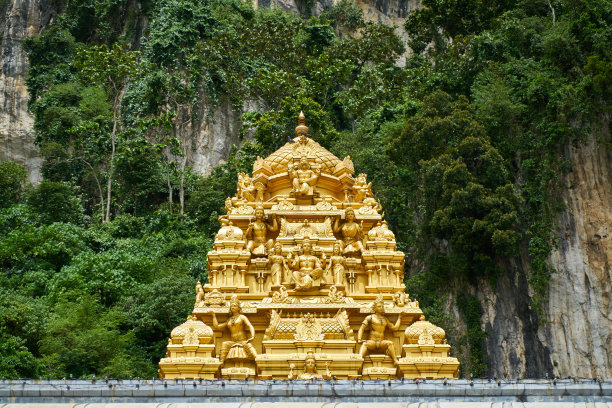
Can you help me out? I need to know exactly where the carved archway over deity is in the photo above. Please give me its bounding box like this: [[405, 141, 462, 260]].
[[159, 113, 459, 380]]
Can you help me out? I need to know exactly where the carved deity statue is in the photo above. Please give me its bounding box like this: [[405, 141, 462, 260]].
[[288, 350, 331, 380], [325, 240, 347, 286], [289, 238, 325, 291], [195, 281, 205, 307], [333, 208, 364, 256], [357, 295, 404, 365], [209, 295, 257, 364], [225, 197, 234, 213], [352, 173, 373, 202], [289, 156, 320, 197], [268, 241, 289, 286], [237, 172, 257, 202], [246, 204, 278, 257]]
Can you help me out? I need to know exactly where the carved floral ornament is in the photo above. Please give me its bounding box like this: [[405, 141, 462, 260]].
[[160, 113, 459, 380]]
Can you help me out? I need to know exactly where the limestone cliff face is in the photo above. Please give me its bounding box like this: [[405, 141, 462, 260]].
[[461, 128, 612, 379], [261, 0, 419, 26], [544, 126, 612, 378], [0, 0, 54, 182]]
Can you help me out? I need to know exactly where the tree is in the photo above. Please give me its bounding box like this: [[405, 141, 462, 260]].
[[39, 298, 151, 378], [388, 92, 521, 278], [0, 162, 28, 209], [75, 43, 140, 222], [26, 181, 85, 225]]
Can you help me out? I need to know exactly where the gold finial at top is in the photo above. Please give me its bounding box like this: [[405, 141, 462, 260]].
[[295, 111, 309, 138]]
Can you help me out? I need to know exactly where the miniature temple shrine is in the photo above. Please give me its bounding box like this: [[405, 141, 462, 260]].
[[158, 113, 460, 380]]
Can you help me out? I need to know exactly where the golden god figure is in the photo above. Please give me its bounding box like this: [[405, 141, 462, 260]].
[[245, 204, 278, 257], [333, 207, 365, 256], [210, 295, 257, 364], [289, 157, 320, 197], [357, 296, 404, 365], [288, 350, 331, 380], [289, 238, 324, 291]]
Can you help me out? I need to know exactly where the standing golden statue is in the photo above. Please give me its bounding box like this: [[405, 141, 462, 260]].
[[325, 240, 347, 286], [357, 296, 404, 365], [246, 204, 278, 257], [209, 295, 257, 364], [333, 207, 364, 256], [268, 241, 288, 287]]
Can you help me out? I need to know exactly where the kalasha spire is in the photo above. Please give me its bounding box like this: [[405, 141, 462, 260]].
[[295, 111, 309, 139]]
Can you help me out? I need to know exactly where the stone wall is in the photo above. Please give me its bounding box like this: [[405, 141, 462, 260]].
[[0, 379, 610, 406]]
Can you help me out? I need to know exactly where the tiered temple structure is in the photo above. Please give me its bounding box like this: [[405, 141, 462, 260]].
[[158, 113, 460, 380]]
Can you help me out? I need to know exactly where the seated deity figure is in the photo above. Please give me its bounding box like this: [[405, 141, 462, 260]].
[[268, 241, 288, 286], [289, 157, 320, 197], [357, 295, 404, 366], [246, 204, 278, 257], [333, 208, 364, 256], [288, 238, 325, 291], [325, 240, 347, 286], [209, 295, 257, 364], [288, 350, 331, 380], [352, 173, 373, 202]]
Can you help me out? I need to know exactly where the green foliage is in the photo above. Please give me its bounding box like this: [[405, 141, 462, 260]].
[[0, 335, 43, 378], [120, 273, 195, 365], [39, 298, 150, 378], [27, 181, 85, 225], [321, 0, 365, 32], [387, 92, 521, 278], [75, 43, 141, 100], [0, 289, 48, 378], [0, 162, 28, 209], [457, 294, 487, 377], [22, 27, 77, 103]]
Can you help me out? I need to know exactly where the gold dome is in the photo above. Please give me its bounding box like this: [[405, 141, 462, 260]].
[[261, 115, 341, 176], [404, 315, 446, 344], [170, 315, 214, 344], [264, 140, 342, 175]]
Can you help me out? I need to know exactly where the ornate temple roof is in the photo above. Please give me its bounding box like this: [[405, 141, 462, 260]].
[[260, 112, 345, 176], [264, 138, 342, 175]]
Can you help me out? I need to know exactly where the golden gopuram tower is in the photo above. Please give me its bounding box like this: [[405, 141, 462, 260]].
[[158, 113, 460, 380]]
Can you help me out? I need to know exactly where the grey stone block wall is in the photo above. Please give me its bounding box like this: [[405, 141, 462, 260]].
[[0, 378, 610, 407]]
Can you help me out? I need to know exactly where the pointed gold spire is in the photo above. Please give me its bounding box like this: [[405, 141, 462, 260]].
[[295, 111, 309, 138]]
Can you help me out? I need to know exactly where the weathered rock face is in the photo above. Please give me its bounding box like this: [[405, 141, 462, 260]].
[[189, 101, 258, 175], [544, 126, 612, 378], [261, 0, 419, 25], [477, 266, 554, 379], [0, 0, 55, 183], [464, 127, 612, 379]]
